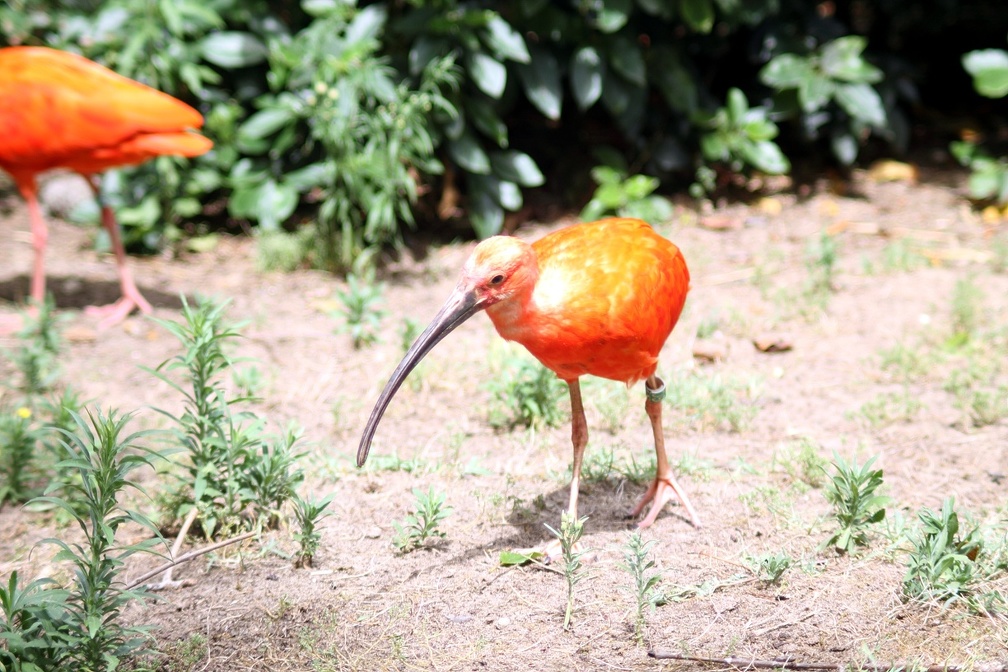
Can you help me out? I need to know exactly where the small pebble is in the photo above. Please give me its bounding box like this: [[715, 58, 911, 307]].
[[495, 616, 511, 629]]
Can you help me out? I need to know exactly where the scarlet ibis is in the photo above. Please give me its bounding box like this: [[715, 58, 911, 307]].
[[358, 217, 701, 531], [0, 46, 212, 327]]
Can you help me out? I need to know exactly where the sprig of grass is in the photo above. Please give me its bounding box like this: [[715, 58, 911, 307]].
[[746, 552, 792, 585], [393, 487, 452, 553], [292, 493, 334, 568], [544, 513, 588, 631], [335, 274, 385, 349], [621, 531, 662, 645], [822, 453, 889, 553], [7, 295, 62, 397], [487, 355, 568, 430]]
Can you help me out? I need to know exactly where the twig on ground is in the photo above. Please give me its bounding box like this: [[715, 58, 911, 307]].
[[127, 530, 258, 590], [647, 651, 1008, 672]]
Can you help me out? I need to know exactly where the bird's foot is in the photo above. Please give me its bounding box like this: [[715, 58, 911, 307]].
[[631, 474, 702, 529], [85, 291, 152, 329]]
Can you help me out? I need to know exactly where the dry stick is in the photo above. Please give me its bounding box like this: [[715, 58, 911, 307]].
[[126, 530, 257, 591], [154, 506, 200, 589], [647, 651, 1008, 672]]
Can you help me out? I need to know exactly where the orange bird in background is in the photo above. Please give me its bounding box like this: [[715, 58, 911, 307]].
[[359, 217, 701, 532], [0, 46, 212, 327]]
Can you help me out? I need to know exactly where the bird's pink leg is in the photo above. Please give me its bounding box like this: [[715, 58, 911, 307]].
[[631, 375, 702, 528], [24, 185, 48, 305], [82, 176, 153, 327], [566, 378, 589, 519]]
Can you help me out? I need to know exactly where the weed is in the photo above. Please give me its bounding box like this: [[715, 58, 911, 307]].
[[241, 425, 306, 528], [0, 571, 69, 670], [774, 437, 828, 488], [399, 318, 426, 391], [232, 365, 264, 399], [857, 389, 922, 426], [665, 371, 759, 432], [621, 531, 662, 645], [902, 498, 1002, 613], [487, 355, 567, 430], [335, 274, 385, 349], [878, 342, 932, 383], [34, 408, 165, 670], [804, 231, 839, 299], [255, 229, 311, 272], [579, 445, 617, 483], [822, 453, 889, 553], [948, 276, 984, 347], [292, 493, 334, 568], [393, 487, 452, 553], [881, 239, 928, 273], [580, 164, 674, 225], [618, 452, 657, 486], [583, 378, 630, 433], [746, 552, 792, 585], [545, 513, 588, 630], [7, 295, 62, 396], [962, 386, 1008, 427], [991, 234, 1008, 274], [0, 406, 40, 505]]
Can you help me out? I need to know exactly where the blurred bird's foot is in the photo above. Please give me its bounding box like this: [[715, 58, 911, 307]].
[[85, 291, 152, 329], [631, 474, 701, 529]]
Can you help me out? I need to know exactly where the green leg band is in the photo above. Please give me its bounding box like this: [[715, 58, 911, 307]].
[[646, 380, 666, 403]]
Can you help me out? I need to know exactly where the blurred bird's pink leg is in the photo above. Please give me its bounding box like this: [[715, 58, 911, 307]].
[[25, 189, 48, 305], [566, 378, 588, 519], [82, 176, 153, 327], [631, 375, 702, 528]]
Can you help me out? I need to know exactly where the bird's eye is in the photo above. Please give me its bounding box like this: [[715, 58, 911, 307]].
[[489, 274, 505, 285]]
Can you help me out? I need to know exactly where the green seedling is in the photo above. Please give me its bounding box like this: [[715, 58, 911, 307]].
[[947, 276, 984, 348], [393, 487, 452, 553], [822, 453, 889, 553], [544, 513, 588, 631], [336, 273, 385, 349], [487, 355, 567, 430], [746, 552, 792, 585], [7, 295, 62, 396], [0, 407, 40, 505], [621, 531, 663, 645], [292, 493, 334, 568], [804, 231, 839, 300]]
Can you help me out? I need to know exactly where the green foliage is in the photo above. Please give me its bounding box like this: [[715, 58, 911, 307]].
[[621, 531, 662, 646], [0, 407, 41, 505], [692, 88, 789, 196], [0, 571, 69, 672], [292, 493, 333, 568], [544, 513, 587, 631], [34, 408, 164, 670], [6, 296, 62, 397], [664, 370, 759, 432], [149, 296, 303, 538], [335, 274, 386, 349], [902, 498, 1003, 613], [487, 353, 567, 430], [822, 453, 889, 553], [948, 276, 984, 347], [392, 487, 452, 553], [746, 552, 792, 585], [804, 231, 840, 298], [580, 164, 673, 225]]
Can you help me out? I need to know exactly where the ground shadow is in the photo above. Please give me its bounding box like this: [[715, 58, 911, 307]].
[[0, 273, 185, 312]]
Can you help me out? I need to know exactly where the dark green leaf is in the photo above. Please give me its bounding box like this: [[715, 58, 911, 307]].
[[409, 36, 447, 76], [200, 32, 268, 69], [499, 550, 541, 566], [301, 0, 339, 17], [448, 133, 491, 174], [821, 36, 882, 83], [830, 131, 859, 165], [797, 73, 834, 112], [835, 82, 886, 127], [593, 0, 631, 33], [517, 48, 562, 120], [346, 4, 387, 44], [760, 53, 812, 88], [483, 14, 530, 63], [466, 97, 509, 147], [469, 184, 504, 238], [680, 0, 715, 33], [962, 49, 1008, 98], [467, 51, 507, 98], [492, 150, 545, 186], [741, 140, 790, 174], [608, 37, 646, 86], [571, 47, 604, 110]]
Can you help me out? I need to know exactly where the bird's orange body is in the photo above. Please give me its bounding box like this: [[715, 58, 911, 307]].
[[359, 217, 701, 538], [0, 46, 210, 182], [486, 218, 689, 383], [0, 46, 212, 328]]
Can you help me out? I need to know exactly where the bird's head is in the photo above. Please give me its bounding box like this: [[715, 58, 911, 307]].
[[357, 235, 537, 467]]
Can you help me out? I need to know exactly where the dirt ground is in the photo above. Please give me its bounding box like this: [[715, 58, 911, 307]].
[[0, 165, 1006, 672]]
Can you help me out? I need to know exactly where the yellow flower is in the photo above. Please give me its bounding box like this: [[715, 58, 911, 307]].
[[16, 407, 31, 420]]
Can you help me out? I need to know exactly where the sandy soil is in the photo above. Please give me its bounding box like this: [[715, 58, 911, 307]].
[[0, 166, 1006, 671]]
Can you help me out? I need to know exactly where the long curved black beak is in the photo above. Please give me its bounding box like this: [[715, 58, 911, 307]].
[[357, 285, 481, 467]]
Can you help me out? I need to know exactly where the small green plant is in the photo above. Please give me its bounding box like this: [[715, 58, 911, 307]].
[[392, 487, 452, 553], [621, 531, 663, 646], [950, 45, 1008, 206], [692, 87, 789, 197], [664, 371, 759, 432], [7, 296, 62, 396], [487, 355, 568, 430], [544, 513, 587, 631], [35, 408, 165, 670], [232, 365, 264, 399], [578, 445, 616, 483], [947, 276, 984, 347], [335, 274, 385, 349], [0, 571, 69, 670], [774, 437, 828, 488], [991, 234, 1008, 274], [902, 498, 999, 613], [805, 231, 839, 299], [878, 342, 931, 384], [746, 552, 792, 585], [0, 406, 40, 505], [822, 453, 889, 553], [292, 493, 334, 568], [580, 164, 673, 225], [857, 389, 922, 427]]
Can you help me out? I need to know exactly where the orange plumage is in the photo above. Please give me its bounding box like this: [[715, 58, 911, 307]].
[[0, 46, 212, 327], [359, 217, 700, 538]]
